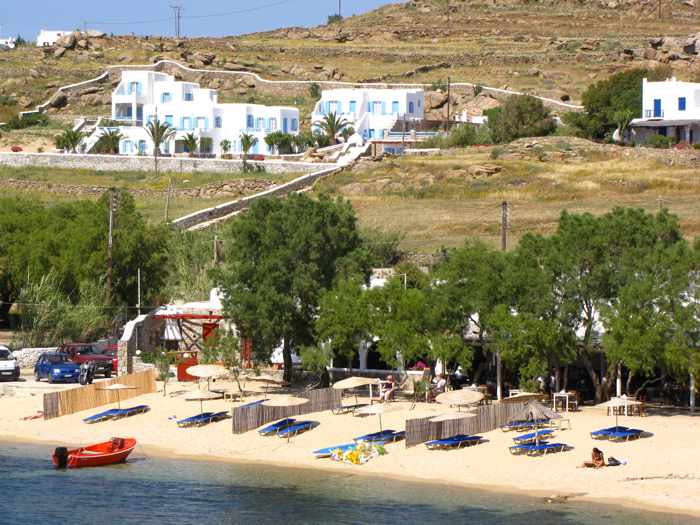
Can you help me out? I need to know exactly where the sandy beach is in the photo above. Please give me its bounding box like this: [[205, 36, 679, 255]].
[[2, 381, 699, 518]]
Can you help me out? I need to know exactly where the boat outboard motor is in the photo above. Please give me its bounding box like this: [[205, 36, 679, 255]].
[[54, 447, 68, 469]]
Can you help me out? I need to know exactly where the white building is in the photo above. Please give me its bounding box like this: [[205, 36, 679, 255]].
[[0, 37, 16, 49], [629, 77, 700, 145], [311, 88, 424, 141], [92, 71, 300, 156], [36, 30, 70, 47]]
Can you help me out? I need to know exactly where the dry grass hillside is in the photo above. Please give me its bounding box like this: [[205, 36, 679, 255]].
[[314, 138, 700, 251]]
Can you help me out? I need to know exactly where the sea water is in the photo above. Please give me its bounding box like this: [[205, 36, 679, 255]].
[[0, 442, 694, 524]]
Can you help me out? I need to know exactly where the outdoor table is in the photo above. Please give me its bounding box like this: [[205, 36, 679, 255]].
[[552, 392, 577, 412]]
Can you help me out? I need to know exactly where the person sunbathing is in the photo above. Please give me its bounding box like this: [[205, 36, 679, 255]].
[[580, 447, 605, 468]]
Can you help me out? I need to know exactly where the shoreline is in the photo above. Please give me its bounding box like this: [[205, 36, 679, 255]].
[[2, 432, 698, 520]]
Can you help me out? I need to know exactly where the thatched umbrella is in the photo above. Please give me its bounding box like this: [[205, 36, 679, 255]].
[[436, 389, 484, 410], [185, 389, 222, 415], [509, 400, 561, 423], [355, 403, 399, 432], [501, 392, 544, 403], [241, 373, 282, 399], [97, 383, 136, 409], [261, 395, 309, 408], [186, 364, 228, 390], [598, 396, 642, 427], [429, 411, 476, 423], [333, 376, 378, 405]]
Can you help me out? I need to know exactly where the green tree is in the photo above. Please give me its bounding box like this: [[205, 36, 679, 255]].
[[219, 139, 232, 157], [486, 95, 555, 144], [94, 129, 123, 154], [239, 132, 258, 169], [292, 130, 316, 153], [181, 132, 199, 158], [215, 193, 367, 382], [145, 118, 176, 177], [264, 131, 294, 154], [309, 82, 321, 99], [54, 128, 85, 153], [314, 111, 349, 145]]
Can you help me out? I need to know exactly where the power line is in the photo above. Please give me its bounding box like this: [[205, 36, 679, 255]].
[[170, 4, 183, 38], [182, 0, 292, 20]]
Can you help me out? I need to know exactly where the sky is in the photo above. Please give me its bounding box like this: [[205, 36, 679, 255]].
[[0, 0, 399, 40]]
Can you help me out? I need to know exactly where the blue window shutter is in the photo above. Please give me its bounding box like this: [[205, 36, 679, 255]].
[[381, 102, 386, 114], [679, 97, 686, 111], [367, 102, 372, 113], [180, 117, 185, 129], [204, 117, 209, 130], [350, 101, 356, 113], [337, 101, 342, 113], [392, 101, 399, 113]]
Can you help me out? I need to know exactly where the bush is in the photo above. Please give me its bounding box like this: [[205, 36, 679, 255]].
[[644, 134, 676, 149], [414, 124, 481, 149], [327, 14, 343, 24], [0, 95, 16, 106], [3, 112, 49, 130], [431, 79, 447, 92], [490, 146, 505, 159], [309, 82, 321, 99], [487, 95, 556, 144]]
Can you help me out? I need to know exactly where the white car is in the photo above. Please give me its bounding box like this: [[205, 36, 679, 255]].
[[0, 346, 20, 381]]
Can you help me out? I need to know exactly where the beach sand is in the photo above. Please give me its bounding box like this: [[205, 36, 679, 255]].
[[2, 381, 699, 517]]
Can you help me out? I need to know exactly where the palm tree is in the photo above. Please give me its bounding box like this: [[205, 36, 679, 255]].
[[614, 109, 635, 144], [54, 129, 85, 153], [145, 118, 176, 177], [340, 126, 355, 143], [220, 139, 232, 158], [182, 132, 199, 158], [314, 111, 349, 145], [95, 129, 123, 154], [240, 132, 258, 170]]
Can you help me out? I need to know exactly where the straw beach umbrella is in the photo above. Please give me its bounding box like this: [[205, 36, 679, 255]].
[[241, 373, 282, 399], [429, 411, 476, 423], [598, 396, 642, 428], [501, 392, 544, 403], [186, 364, 228, 390], [436, 389, 484, 410], [261, 395, 309, 408], [185, 389, 222, 415], [510, 400, 561, 423], [98, 383, 136, 409], [333, 376, 378, 405]]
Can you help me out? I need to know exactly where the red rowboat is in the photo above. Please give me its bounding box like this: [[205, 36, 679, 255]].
[[52, 437, 136, 469]]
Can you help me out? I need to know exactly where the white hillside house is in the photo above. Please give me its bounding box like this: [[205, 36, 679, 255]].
[[311, 88, 425, 141], [0, 37, 16, 49], [36, 30, 70, 47], [629, 77, 700, 145], [85, 71, 299, 156]]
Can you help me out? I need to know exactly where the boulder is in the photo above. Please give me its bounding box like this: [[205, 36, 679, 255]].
[[427, 91, 448, 109], [56, 33, 76, 49], [53, 47, 67, 58], [193, 52, 215, 66], [76, 39, 89, 49], [86, 29, 106, 38], [50, 93, 68, 108], [468, 164, 502, 177], [644, 48, 657, 60]]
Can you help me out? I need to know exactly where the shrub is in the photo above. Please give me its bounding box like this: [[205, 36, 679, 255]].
[[3, 112, 49, 130], [431, 79, 447, 92], [309, 82, 321, 99], [490, 146, 505, 159], [487, 95, 556, 144], [644, 134, 676, 149], [0, 95, 16, 106], [327, 14, 343, 24]]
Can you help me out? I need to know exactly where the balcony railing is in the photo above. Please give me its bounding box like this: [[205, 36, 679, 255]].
[[644, 110, 664, 118]]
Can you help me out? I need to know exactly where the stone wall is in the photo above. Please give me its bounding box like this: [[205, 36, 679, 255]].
[[0, 152, 333, 174], [172, 165, 341, 229]]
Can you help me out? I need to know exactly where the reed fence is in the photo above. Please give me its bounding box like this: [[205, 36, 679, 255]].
[[405, 402, 525, 447], [231, 387, 342, 434], [42, 369, 157, 420]]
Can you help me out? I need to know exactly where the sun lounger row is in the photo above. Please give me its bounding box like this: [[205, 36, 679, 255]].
[[500, 418, 550, 432], [512, 429, 553, 445], [425, 434, 483, 450], [591, 426, 643, 441], [509, 442, 568, 456], [177, 411, 229, 428], [83, 405, 150, 424]]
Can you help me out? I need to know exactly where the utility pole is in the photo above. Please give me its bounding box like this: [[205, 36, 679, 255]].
[[107, 188, 115, 304], [213, 234, 219, 264], [170, 5, 183, 38], [338, 0, 342, 17], [137, 267, 141, 315], [164, 177, 172, 222], [495, 200, 509, 401], [446, 76, 452, 132]]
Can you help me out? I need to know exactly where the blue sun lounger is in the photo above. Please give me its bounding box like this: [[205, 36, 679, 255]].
[[510, 442, 567, 455], [608, 428, 643, 442], [83, 408, 123, 424], [425, 434, 483, 450], [500, 418, 550, 432], [277, 421, 314, 438], [590, 426, 629, 439], [113, 405, 150, 419], [240, 399, 265, 409], [313, 443, 357, 458], [353, 429, 402, 443], [177, 412, 215, 428], [259, 418, 296, 436], [513, 429, 553, 445]]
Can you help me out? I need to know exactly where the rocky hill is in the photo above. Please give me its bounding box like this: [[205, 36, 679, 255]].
[[1, 0, 700, 140]]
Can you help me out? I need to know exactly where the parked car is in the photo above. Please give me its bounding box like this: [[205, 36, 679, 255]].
[[58, 343, 113, 378], [0, 346, 20, 381], [34, 352, 80, 383]]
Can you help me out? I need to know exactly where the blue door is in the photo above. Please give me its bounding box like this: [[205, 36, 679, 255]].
[[653, 99, 662, 118], [282, 118, 288, 133]]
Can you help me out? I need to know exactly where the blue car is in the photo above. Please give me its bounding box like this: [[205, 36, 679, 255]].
[[34, 352, 80, 383]]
